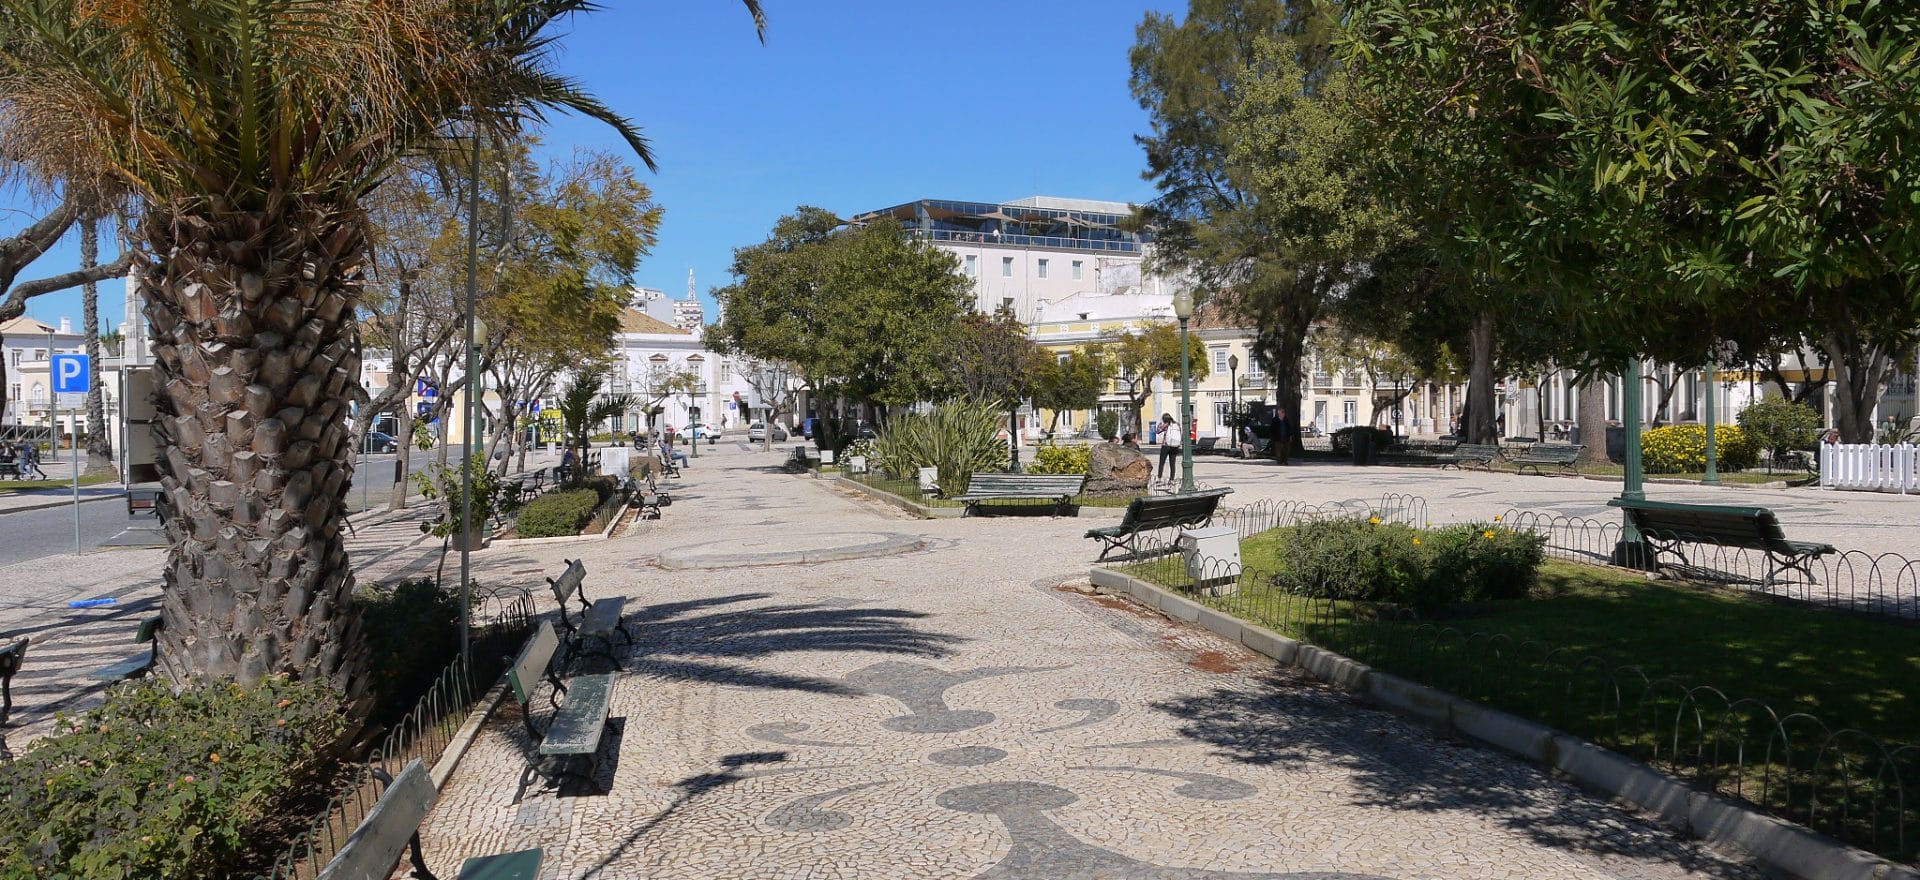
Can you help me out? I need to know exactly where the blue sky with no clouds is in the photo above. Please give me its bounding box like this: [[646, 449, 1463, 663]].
[[9, 1, 1179, 330]]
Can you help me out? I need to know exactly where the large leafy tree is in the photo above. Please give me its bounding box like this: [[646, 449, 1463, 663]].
[[1031, 346, 1106, 435], [1102, 322, 1209, 439], [708, 208, 972, 449], [0, 0, 762, 697]]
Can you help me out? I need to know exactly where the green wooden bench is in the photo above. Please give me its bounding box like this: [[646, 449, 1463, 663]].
[[88, 616, 165, 681], [548, 559, 632, 667], [1441, 443, 1502, 470], [1085, 488, 1234, 562], [508, 621, 619, 801], [950, 473, 1087, 517], [1608, 497, 1837, 586], [317, 757, 542, 880], [0, 638, 26, 727], [1511, 443, 1583, 475]]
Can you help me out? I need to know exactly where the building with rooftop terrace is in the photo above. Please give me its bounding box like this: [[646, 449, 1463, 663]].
[[847, 196, 1170, 323]]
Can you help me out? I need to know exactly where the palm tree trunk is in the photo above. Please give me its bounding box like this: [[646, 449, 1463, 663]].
[[82, 219, 113, 470], [140, 202, 368, 703]]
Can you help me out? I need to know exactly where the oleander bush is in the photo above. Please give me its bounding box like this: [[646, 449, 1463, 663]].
[[0, 675, 345, 880], [1027, 444, 1092, 475], [515, 489, 598, 538], [1641, 424, 1758, 474], [354, 577, 462, 724], [1276, 517, 1545, 614]]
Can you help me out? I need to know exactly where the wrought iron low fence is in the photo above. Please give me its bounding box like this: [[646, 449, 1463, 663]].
[[1101, 518, 1917, 863], [257, 584, 536, 880], [1499, 509, 1920, 620]]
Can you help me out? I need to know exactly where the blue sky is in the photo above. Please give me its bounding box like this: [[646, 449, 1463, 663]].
[[11, 1, 1180, 330]]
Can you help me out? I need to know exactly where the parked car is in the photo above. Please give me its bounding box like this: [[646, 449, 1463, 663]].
[[361, 431, 398, 454], [747, 422, 789, 442]]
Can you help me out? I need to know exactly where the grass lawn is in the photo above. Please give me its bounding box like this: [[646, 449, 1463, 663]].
[[0, 472, 120, 493], [1569, 463, 1814, 484], [846, 472, 1141, 509], [1130, 531, 1918, 749]]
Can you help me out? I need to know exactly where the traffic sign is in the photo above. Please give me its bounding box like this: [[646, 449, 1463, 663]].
[[51, 353, 89, 394]]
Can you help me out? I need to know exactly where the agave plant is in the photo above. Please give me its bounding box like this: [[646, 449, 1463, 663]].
[[873, 397, 1009, 496]]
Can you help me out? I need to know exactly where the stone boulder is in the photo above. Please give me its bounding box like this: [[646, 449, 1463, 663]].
[[1084, 442, 1151, 495]]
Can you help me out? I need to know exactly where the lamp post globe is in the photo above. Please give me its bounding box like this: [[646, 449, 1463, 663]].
[[1172, 289, 1196, 493]]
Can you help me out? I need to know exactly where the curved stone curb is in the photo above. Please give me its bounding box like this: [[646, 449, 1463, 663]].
[[1087, 566, 1920, 880], [658, 532, 928, 570], [832, 475, 1131, 521]]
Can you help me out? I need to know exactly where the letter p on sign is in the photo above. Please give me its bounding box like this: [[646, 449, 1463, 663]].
[[52, 353, 90, 394]]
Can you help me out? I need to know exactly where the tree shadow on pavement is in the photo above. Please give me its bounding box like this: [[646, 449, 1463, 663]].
[[1149, 672, 1759, 876], [577, 750, 793, 879], [626, 593, 966, 696]]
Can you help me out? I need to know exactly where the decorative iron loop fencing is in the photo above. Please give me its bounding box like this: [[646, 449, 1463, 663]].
[[256, 584, 537, 880], [1100, 500, 1915, 863]]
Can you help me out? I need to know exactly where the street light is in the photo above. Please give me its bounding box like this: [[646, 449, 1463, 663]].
[[1173, 288, 1196, 493], [1228, 354, 1239, 451]]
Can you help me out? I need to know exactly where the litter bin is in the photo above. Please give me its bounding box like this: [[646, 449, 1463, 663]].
[[1178, 526, 1242, 596], [1351, 430, 1375, 466]]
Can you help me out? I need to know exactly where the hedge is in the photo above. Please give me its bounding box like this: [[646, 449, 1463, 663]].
[[515, 489, 598, 538]]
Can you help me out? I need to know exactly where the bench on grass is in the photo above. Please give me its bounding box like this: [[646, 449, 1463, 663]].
[[0, 638, 26, 726], [1085, 488, 1234, 562], [950, 473, 1087, 517], [507, 622, 618, 801], [1511, 443, 1583, 475], [1442, 443, 1502, 470], [317, 757, 542, 880], [548, 559, 632, 666], [88, 616, 164, 682], [1608, 498, 1836, 586]]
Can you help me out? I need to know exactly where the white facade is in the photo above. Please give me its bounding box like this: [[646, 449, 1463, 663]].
[[1, 315, 135, 460], [609, 309, 752, 437]]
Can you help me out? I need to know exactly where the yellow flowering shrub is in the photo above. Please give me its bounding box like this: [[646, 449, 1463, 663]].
[[1641, 424, 1758, 474]]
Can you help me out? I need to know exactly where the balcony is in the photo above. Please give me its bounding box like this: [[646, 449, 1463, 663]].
[[909, 228, 1141, 255], [1311, 373, 1332, 388]]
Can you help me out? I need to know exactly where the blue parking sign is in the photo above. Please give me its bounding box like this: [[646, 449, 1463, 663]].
[[51, 354, 90, 393]]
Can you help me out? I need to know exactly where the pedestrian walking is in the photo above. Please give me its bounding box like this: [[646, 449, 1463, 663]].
[[1155, 413, 1180, 484], [19, 442, 45, 479]]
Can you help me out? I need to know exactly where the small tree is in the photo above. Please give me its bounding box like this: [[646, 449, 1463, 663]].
[[1737, 398, 1822, 472], [1104, 322, 1209, 437], [555, 364, 631, 479], [1031, 347, 1106, 435]]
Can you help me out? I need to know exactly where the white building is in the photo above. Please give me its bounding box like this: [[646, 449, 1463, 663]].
[[1, 314, 137, 461], [609, 308, 752, 437]]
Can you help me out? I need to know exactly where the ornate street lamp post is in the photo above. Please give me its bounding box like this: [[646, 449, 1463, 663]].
[[1228, 354, 1240, 451], [1173, 289, 1196, 493]]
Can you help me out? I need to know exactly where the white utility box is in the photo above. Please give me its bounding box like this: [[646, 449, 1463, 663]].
[[917, 467, 939, 495], [847, 455, 868, 474], [1178, 526, 1242, 596], [599, 446, 630, 478]]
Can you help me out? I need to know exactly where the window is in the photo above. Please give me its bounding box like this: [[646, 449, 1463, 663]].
[[719, 360, 731, 383], [1342, 400, 1357, 427], [1245, 356, 1266, 379], [1001, 257, 1014, 277], [1036, 259, 1049, 279], [964, 255, 977, 277], [30, 382, 45, 402], [1072, 260, 1083, 280], [7, 351, 16, 366], [1000, 297, 1015, 312], [33, 349, 46, 362], [1211, 347, 1228, 373], [1214, 401, 1234, 430], [1057, 352, 1070, 365], [8, 384, 17, 403]]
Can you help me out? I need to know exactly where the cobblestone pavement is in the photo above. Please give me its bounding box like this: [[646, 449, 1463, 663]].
[[419, 446, 1762, 879]]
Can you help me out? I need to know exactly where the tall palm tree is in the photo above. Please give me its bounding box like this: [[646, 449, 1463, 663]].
[[0, 0, 763, 699], [80, 215, 113, 469], [555, 363, 632, 478]]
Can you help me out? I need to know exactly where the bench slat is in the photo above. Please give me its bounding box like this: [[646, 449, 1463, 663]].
[[508, 622, 561, 707], [581, 597, 626, 637], [459, 848, 545, 880], [548, 559, 586, 605], [541, 673, 614, 756], [318, 759, 437, 880], [87, 653, 153, 681]]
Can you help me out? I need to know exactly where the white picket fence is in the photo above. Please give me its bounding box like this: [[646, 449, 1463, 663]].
[[1820, 443, 1920, 493]]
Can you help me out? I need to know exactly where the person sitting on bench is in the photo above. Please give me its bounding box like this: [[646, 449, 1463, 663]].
[[658, 435, 688, 471]]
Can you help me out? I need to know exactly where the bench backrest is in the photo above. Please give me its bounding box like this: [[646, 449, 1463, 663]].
[[548, 559, 586, 605], [1522, 444, 1583, 461], [317, 758, 436, 880], [0, 638, 26, 676], [1454, 443, 1501, 458], [136, 615, 163, 644], [964, 473, 1086, 495], [507, 622, 560, 707], [1122, 491, 1227, 530], [1611, 499, 1786, 550]]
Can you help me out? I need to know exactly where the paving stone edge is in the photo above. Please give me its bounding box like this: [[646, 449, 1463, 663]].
[[1085, 566, 1919, 880]]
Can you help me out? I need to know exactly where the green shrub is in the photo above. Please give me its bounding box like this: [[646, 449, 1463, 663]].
[[1276, 517, 1546, 614], [872, 397, 1010, 496], [1027, 444, 1091, 475], [354, 578, 461, 724], [515, 489, 597, 538], [0, 676, 345, 880], [1096, 410, 1120, 440], [1736, 398, 1821, 463], [1329, 426, 1395, 456], [1641, 424, 1758, 474]]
